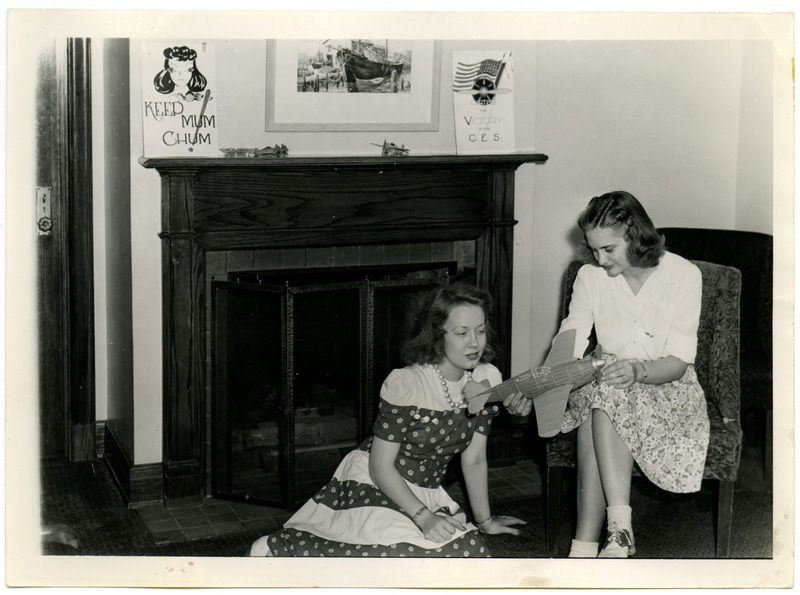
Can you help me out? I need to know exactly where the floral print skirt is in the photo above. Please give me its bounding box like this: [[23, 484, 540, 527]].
[[560, 356, 710, 493]]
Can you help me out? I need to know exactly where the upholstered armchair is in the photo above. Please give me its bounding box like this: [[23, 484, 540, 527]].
[[545, 259, 742, 558], [658, 228, 773, 482]]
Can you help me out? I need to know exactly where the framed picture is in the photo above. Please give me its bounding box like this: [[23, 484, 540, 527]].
[[266, 39, 441, 132]]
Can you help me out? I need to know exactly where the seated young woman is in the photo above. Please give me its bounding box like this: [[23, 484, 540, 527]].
[[555, 191, 709, 558], [248, 283, 530, 557]]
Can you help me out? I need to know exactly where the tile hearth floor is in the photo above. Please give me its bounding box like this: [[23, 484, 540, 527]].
[[134, 459, 542, 545]]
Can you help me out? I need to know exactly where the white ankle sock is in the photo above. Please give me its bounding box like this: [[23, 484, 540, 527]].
[[606, 504, 632, 531], [568, 539, 599, 558]]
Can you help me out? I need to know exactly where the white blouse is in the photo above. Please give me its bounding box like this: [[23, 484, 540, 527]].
[[558, 251, 702, 364]]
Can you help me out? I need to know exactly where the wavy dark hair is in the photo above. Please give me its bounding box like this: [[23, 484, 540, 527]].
[[401, 283, 497, 366], [153, 46, 208, 95], [578, 190, 665, 268]]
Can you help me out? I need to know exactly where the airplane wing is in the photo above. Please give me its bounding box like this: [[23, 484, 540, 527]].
[[542, 328, 577, 368], [533, 385, 572, 438], [463, 379, 494, 414]]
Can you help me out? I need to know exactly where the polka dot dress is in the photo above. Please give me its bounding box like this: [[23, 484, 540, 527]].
[[251, 363, 502, 558]]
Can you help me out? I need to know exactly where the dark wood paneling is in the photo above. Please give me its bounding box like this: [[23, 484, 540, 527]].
[[130, 464, 164, 504], [37, 40, 67, 459], [103, 422, 132, 500], [65, 38, 96, 460], [38, 38, 96, 461], [191, 223, 489, 251], [191, 168, 488, 232], [253, 248, 282, 270], [103, 422, 164, 505], [162, 237, 205, 501], [141, 153, 546, 170]]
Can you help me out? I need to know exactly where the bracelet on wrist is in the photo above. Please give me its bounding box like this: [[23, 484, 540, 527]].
[[639, 361, 649, 382], [474, 515, 493, 531], [411, 505, 429, 525]]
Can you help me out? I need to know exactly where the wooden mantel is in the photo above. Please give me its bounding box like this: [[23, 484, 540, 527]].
[[140, 152, 548, 503], [139, 153, 547, 169]]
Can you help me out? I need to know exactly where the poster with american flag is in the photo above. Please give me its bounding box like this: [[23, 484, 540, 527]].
[[452, 50, 514, 154]]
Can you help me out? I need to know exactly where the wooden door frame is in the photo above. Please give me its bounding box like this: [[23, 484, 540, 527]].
[[37, 37, 95, 461]]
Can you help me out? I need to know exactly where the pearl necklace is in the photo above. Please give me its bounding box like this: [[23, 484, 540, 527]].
[[433, 364, 473, 412]]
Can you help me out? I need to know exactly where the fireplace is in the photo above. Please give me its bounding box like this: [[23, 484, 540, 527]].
[[140, 152, 548, 504], [212, 263, 464, 508]]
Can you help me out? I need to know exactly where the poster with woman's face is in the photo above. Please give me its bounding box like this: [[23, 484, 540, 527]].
[[141, 41, 219, 156]]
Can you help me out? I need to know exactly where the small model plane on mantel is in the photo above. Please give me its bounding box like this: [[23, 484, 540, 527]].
[[463, 328, 606, 438]]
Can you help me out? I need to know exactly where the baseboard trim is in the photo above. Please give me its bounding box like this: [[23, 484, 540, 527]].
[[130, 463, 164, 506], [95, 421, 106, 459], [102, 422, 163, 506]]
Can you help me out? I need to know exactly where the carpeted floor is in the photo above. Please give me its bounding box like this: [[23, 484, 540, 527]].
[[41, 422, 772, 559]]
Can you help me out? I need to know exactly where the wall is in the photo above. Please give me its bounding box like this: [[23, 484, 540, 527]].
[[734, 40, 776, 231], [101, 39, 136, 456], [128, 44, 164, 464], [92, 40, 107, 423], [121, 30, 780, 465], [526, 39, 776, 366]]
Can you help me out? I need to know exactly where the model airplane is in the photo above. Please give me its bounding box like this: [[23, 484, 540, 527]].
[[371, 140, 410, 157], [463, 328, 605, 438]]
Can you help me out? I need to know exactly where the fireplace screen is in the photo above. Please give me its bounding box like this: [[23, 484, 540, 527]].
[[211, 265, 468, 509]]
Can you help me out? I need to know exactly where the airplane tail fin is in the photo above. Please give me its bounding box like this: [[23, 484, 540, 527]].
[[543, 328, 576, 368], [464, 379, 493, 414], [533, 385, 572, 438]]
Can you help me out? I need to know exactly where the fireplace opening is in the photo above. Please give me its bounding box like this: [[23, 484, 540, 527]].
[[211, 263, 475, 509]]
